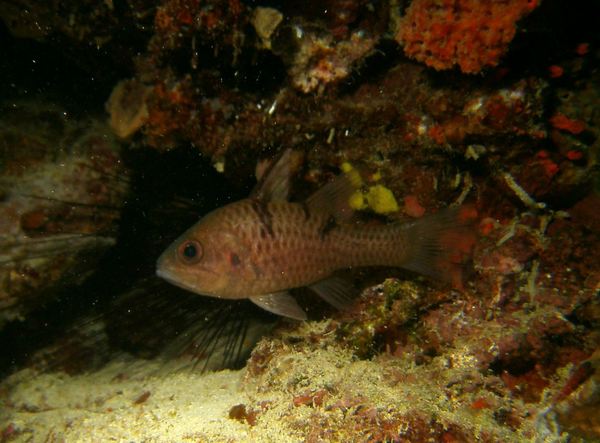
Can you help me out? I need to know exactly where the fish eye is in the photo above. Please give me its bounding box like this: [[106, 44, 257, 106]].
[[177, 240, 203, 264]]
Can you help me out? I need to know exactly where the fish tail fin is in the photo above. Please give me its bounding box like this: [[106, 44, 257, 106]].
[[400, 205, 478, 289]]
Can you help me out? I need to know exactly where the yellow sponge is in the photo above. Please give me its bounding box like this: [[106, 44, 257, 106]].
[[341, 161, 399, 215], [349, 191, 368, 210], [341, 162, 364, 188], [366, 185, 400, 214]]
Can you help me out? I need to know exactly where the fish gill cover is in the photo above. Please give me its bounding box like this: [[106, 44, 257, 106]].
[[0, 0, 599, 441]]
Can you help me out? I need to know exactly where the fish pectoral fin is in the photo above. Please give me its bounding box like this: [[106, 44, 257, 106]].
[[308, 276, 359, 311], [305, 174, 357, 222], [250, 149, 304, 202], [250, 292, 307, 320]]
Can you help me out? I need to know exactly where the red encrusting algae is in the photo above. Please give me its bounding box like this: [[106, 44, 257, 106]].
[[550, 113, 586, 134], [396, 0, 540, 73], [548, 65, 564, 78], [566, 150, 583, 161]]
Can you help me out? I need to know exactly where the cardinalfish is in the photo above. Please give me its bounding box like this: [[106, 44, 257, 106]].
[[157, 150, 475, 320]]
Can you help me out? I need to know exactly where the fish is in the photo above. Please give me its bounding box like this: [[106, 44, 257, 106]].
[[157, 150, 474, 321]]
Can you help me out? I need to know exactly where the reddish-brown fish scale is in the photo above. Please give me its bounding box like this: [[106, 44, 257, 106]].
[[217, 199, 412, 297]]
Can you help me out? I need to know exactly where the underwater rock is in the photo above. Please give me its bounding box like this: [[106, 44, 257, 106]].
[[0, 101, 128, 328], [546, 350, 600, 440]]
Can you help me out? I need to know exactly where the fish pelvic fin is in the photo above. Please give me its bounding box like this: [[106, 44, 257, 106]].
[[400, 205, 478, 290]]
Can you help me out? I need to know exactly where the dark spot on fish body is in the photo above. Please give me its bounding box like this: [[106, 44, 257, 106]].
[[229, 252, 241, 267], [250, 199, 274, 237], [259, 226, 268, 239], [319, 215, 337, 240]]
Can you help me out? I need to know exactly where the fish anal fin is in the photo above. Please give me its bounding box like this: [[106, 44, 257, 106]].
[[305, 174, 357, 222], [250, 292, 307, 320], [308, 276, 359, 311], [251, 149, 304, 202]]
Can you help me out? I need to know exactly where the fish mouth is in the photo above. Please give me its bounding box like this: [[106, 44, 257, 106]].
[[155, 267, 177, 283], [156, 267, 200, 294], [156, 269, 203, 295], [156, 265, 220, 296]]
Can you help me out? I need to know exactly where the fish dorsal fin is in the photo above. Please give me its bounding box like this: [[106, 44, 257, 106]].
[[305, 174, 357, 222], [251, 149, 304, 202], [250, 292, 307, 320], [308, 276, 359, 311]]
